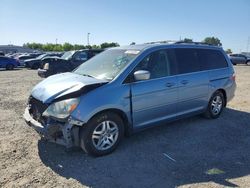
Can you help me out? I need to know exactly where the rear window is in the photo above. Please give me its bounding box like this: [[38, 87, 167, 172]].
[[175, 48, 200, 74], [198, 49, 228, 70]]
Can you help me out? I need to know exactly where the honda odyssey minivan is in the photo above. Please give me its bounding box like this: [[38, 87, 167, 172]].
[[24, 42, 236, 156]]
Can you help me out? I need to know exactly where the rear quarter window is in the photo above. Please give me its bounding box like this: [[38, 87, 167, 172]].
[[198, 49, 228, 70], [174, 48, 200, 74]]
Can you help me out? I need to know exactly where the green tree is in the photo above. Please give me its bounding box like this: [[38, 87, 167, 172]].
[[63, 43, 74, 51], [183, 38, 193, 43], [100, 42, 120, 49], [53, 44, 63, 51], [74, 44, 86, 50], [42, 43, 54, 51], [22, 41, 120, 51], [225, 49, 232, 54], [203, 37, 222, 46], [23, 43, 43, 50], [91, 45, 100, 49], [85, 45, 92, 49]]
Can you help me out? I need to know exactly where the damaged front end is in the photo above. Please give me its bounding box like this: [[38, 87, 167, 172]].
[[23, 96, 83, 148], [23, 72, 108, 149]]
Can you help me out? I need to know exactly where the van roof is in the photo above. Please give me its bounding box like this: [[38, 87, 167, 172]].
[[115, 42, 222, 51]]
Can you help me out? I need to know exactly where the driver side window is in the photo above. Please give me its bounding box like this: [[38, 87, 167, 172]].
[[134, 49, 174, 80]]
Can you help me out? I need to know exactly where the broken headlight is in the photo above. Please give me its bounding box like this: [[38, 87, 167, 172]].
[[43, 98, 80, 119]]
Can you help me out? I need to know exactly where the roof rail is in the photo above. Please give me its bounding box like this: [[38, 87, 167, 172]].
[[144, 40, 221, 47], [145, 40, 178, 44], [174, 41, 218, 46]]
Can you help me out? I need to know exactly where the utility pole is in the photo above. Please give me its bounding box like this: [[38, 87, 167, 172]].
[[87, 33, 90, 46], [56, 38, 58, 45], [247, 36, 250, 53]]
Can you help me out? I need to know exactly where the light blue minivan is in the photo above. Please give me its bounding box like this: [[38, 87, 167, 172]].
[[24, 42, 236, 156]]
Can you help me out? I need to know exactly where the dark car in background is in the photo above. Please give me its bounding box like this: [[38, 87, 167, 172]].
[[229, 54, 250, 65], [38, 49, 103, 78], [0, 51, 5, 56], [24, 53, 61, 69], [0, 56, 19, 70], [17, 53, 42, 66]]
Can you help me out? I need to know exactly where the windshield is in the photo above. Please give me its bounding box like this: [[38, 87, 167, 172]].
[[74, 49, 140, 80], [37, 54, 47, 59], [61, 51, 74, 60]]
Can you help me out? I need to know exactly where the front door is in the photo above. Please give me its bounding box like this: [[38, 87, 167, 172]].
[[130, 49, 179, 128]]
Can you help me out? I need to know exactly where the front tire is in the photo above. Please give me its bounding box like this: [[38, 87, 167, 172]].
[[80, 112, 124, 156], [31, 64, 39, 69], [203, 91, 225, 119], [6, 64, 14, 70]]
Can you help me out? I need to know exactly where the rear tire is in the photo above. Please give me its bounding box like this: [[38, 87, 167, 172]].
[[80, 112, 124, 156], [203, 91, 225, 119], [6, 64, 14, 70], [31, 64, 39, 69]]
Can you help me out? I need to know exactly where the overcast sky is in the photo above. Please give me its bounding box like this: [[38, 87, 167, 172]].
[[0, 0, 250, 53]]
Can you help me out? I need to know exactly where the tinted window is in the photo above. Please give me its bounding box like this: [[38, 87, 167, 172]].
[[239, 54, 246, 58], [134, 49, 176, 80], [198, 49, 228, 70], [74, 51, 88, 61], [175, 48, 200, 74], [0, 57, 8, 61]]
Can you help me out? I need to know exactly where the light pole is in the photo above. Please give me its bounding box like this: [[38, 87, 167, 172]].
[[87, 33, 90, 46], [247, 36, 250, 53]]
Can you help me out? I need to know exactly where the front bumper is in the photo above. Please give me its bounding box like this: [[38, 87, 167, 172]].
[[24, 62, 30, 68], [23, 107, 80, 148], [38, 68, 49, 78]]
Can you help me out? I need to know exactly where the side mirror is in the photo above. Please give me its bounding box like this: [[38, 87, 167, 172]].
[[134, 70, 150, 81]]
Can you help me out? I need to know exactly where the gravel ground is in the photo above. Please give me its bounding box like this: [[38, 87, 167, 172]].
[[0, 66, 250, 188]]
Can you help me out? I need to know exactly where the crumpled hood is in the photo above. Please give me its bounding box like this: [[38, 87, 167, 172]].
[[32, 72, 107, 103]]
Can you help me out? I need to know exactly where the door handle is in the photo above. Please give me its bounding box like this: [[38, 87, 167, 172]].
[[165, 82, 175, 87], [181, 80, 189, 85]]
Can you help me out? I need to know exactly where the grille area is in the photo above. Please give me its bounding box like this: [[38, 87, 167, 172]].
[[28, 96, 48, 123]]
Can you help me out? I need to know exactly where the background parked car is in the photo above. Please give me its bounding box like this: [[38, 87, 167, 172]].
[[0, 51, 5, 56], [38, 49, 103, 78], [17, 53, 42, 66], [24, 53, 61, 69], [229, 54, 250, 65], [0, 56, 19, 70]]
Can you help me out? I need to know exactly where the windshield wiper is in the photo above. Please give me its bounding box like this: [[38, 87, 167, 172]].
[[80, 74, 95, 78]]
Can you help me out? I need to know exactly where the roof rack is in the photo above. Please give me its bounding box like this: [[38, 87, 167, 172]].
[[174, 41, 218, 46], [144, 40, 219, 47], [145, 40, 178, 44]]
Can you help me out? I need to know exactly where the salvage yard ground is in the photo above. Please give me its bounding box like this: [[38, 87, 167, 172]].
[[0, 66, 250, 188]]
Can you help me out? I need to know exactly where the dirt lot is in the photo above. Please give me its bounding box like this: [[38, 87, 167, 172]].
[[0, 66, 250, 188]]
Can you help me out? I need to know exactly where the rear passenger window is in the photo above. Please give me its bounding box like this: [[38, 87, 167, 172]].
[[198, 49, 228, 70], [175, 48, 200, 74]]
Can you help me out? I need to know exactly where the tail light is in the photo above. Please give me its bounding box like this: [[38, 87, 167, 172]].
[[43, 63, 49, 70], [230, 73, 236, 81]]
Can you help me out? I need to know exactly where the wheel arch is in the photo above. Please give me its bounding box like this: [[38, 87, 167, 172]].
[[85, 108, 132, 136], [215, 88, 227, 107]]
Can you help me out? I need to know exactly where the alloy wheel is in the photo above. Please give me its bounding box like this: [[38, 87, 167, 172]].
[[211, 95, 223, 115], [92, 120, 119, 151]]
